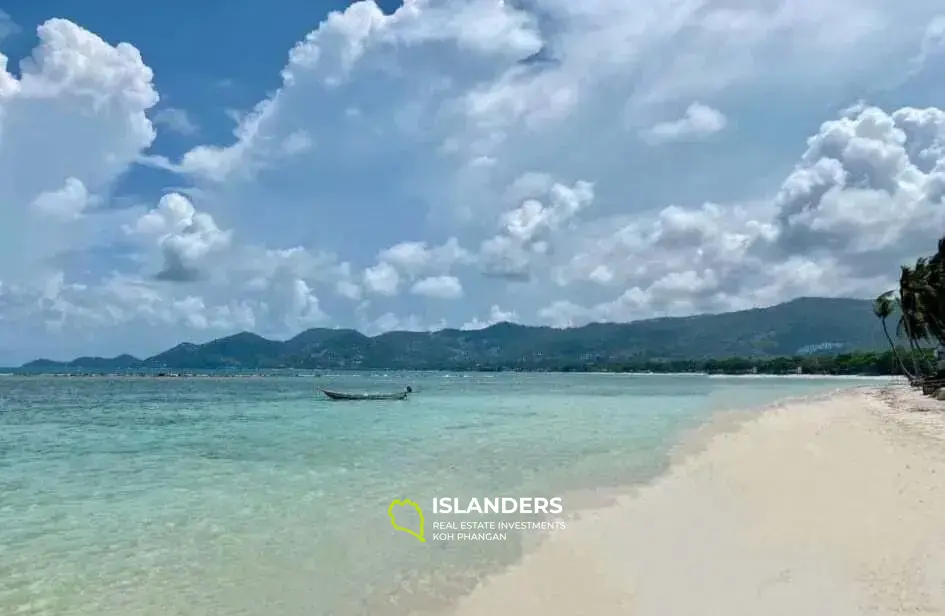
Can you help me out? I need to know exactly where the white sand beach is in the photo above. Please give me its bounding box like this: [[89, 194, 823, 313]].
[[448, 386, 945, 616]]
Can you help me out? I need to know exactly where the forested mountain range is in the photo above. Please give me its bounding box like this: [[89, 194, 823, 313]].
[[18, 297, 894, 372]]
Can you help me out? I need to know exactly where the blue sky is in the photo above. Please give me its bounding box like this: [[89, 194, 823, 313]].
[[0, 0, 944, 364]]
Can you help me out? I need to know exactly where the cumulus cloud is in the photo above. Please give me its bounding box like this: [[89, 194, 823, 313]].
[[159, 0, 924, 242], [363, 261, 401, 296], [0, 18, 157, 287], [378, 238, 471, 276], [541, 104, 945, 325], [31, 178, 94, 221], [411, 275, 463, 299], [127, 193, 233, 282], [1, 1, 944, 362], [479, 179, 594, 280], [642, 103, 727, 144]]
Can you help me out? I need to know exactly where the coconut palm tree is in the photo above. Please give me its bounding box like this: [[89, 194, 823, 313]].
[[919, 238, 945, 348], [897, 263, 937, 378], [896, 238, 945, 381], [873, 291, 911, 379], [878, 234, 945, 389]]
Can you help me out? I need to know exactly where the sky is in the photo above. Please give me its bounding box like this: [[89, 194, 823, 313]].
[[1, 0, 944, 364]]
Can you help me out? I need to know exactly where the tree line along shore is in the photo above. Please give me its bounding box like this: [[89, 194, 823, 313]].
[[4, 348, 922, 378], [872, 234, 945, 398]]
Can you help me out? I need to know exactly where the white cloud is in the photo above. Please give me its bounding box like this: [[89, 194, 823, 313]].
[[1, 1, 944, 363], [31, 178, 93, 220], [462, 304, 518, 330], [921, 16, 945, 59], [0, 9, 20, 42], [0, 18, 157, 289], [126, 193, 233, 282], [642, 102, 727, 144], [363, 261, 401, 296], [152, 107, 199, 136], [479, 179, 594, 280], [335, 279, 363, 301], [541, 104, 945, 324], [361, 311, 446, 336], [377, 238, 471, 277], [411, 275, 463, 299]]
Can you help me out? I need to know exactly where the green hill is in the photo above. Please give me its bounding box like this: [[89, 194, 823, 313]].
[[19, 297, 892, 371]]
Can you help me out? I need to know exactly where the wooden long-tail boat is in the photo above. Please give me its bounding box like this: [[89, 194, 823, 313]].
[[320, 386, 412, 401]]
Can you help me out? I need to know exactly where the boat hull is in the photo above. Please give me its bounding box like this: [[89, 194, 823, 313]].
[[320, 389, 408, 401]]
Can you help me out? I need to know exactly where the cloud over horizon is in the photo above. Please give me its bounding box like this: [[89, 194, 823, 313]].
[[1, 0, 944, 363]]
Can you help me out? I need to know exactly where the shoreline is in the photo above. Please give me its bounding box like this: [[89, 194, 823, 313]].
[[442, 385, 945, 616], [0, 372, 909, 380]]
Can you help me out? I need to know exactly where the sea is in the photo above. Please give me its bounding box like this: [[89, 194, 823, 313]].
[[0, 371, 894, 616]]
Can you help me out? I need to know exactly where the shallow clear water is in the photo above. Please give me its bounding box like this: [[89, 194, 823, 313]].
[[0, 372, 885, 615]]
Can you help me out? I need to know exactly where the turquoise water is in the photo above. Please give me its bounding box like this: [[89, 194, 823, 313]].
[[0, 372, 881, 615]]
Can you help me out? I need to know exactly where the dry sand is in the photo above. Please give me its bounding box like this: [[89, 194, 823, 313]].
[[448, 385, 945, 616]]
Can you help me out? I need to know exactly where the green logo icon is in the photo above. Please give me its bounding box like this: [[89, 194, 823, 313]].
[[388, 498, 425, 542]]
